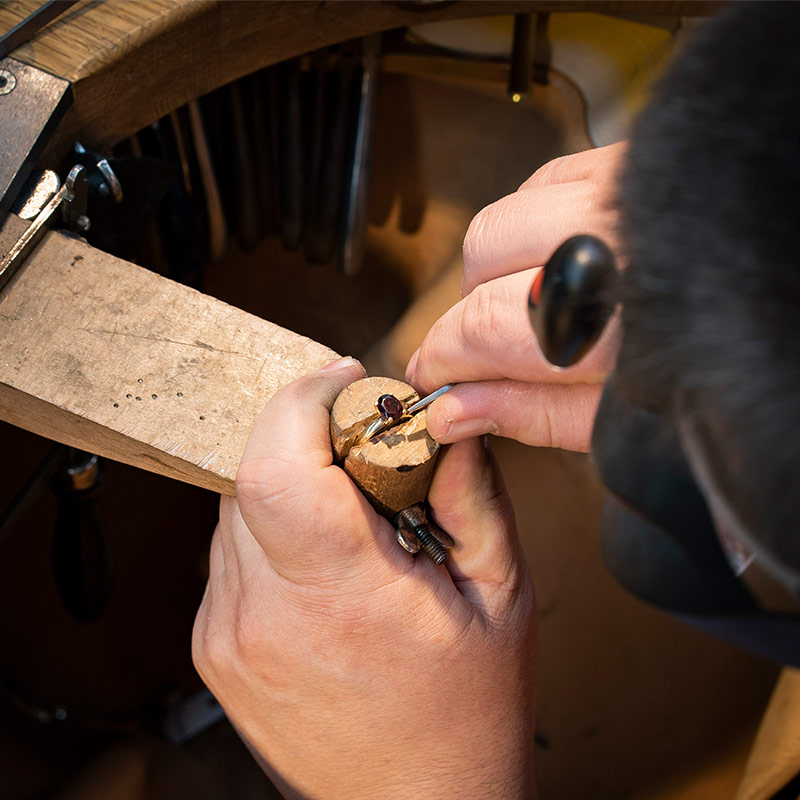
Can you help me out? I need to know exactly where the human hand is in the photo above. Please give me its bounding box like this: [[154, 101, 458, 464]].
[[192, 358, 538, 800], [406, 143, 626, 452]]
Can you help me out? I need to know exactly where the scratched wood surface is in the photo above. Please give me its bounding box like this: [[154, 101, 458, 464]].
[[0, 214, 338, 495], [0, 0, 714, 162]]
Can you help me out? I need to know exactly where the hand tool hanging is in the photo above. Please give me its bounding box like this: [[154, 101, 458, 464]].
[[304, 46, 355, 265], [0, 444, 112, 624], [246, 72, 280, 240], [135, 120, 204, 288], [187, 98, 228, 262], [339, 33, 381, 276], [277, 57, 305, 252], [229, 79, 261, 253], [50, 449, 113, 623]]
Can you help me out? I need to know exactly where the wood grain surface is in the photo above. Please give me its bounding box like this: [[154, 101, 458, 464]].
[[0, 0, 715, 161], [330, 376, 439, 517], [0, 213, 338, 495]]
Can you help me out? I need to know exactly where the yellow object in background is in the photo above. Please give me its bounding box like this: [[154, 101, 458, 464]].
[[410, 12, 678, 146]]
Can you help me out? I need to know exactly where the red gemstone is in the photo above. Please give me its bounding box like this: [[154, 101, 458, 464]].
[[377, 394, 405, 421]]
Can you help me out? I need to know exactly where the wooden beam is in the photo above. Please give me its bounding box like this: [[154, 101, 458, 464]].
[[0, 0, 716, 162], [0, 213, 338, 495]]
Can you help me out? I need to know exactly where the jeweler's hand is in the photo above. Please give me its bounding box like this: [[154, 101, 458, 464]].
[[407, 144, 625, 452], [192, 358, 538, 800]]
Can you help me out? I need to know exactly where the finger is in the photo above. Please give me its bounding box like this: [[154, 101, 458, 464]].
[[462, 182, 619, 296], [235, 358, 407, 584], [241, 357, 365, 470], [517, 141, 626, 190], [408, 269, 620, 394], [426, 379, 603, 452], [427, 438, 531, 616]]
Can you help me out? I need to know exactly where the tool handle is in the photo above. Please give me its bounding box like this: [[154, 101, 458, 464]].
[[51, 451, 112, 623]]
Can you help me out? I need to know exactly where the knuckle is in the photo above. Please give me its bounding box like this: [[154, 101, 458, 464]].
[[190, 626, 209, 676], [482, 473, 515, 525], [193, 616, 227, 685], [538, 391, 557, 448], [236, 454, 306, 515], [463, 203, 497, 274], [531, 154, 569, 186], [235, 456, 272, 503], [460, 281, 500, 348], [233, 603, 264, 660], [231, 620, 289, 694], [491, 575, 537, 641], [414, 318, 449, 389]]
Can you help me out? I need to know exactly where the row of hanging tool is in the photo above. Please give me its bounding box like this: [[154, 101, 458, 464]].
[[79, 34, 381, 290], [77, 17, 550, 289]]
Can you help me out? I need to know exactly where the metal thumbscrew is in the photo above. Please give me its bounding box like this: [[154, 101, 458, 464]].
[[394, 503, 452, 565], [0, 69, 16, 95]]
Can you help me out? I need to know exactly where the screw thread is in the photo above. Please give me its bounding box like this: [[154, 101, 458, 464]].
[[414, 524, 448, 565]]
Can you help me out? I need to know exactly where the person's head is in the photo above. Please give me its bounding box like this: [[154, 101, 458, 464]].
[[615, 1, 800, 597]]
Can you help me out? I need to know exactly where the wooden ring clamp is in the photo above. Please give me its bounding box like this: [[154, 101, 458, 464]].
[[330, 376, 453, 564]]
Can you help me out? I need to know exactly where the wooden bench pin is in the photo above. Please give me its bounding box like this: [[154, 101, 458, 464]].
[[329, 377, 454, 564]]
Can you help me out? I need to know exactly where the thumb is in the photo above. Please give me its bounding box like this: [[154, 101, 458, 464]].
[[236, 356, 402, 585], [428, 438, 531, 617]]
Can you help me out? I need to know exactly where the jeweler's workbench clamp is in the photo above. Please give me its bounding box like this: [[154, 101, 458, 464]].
[[0, 42, 78, 294], [0, 138, 126, 295], [0, 164, 89, 294], [0, 57, 72, 222]]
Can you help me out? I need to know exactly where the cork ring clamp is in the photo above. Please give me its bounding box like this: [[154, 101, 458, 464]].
[[329, 377, 454, 564]]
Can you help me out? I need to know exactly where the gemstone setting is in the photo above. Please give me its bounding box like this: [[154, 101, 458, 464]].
[[376, 393, 405, 422]]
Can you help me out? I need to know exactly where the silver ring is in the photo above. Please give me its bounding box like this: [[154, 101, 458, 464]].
[[363, 417, 391, 442], [362, 393, 409, 442]]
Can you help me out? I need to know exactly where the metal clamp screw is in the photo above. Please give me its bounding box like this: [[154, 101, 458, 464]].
[[394, 503, 453, 565], [0, 68, 16, 95]]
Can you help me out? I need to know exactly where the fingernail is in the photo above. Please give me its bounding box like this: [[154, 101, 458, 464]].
[[405, 348, 419, 384], [436, 418, 498, 443], [318, 356, 362, 373]]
